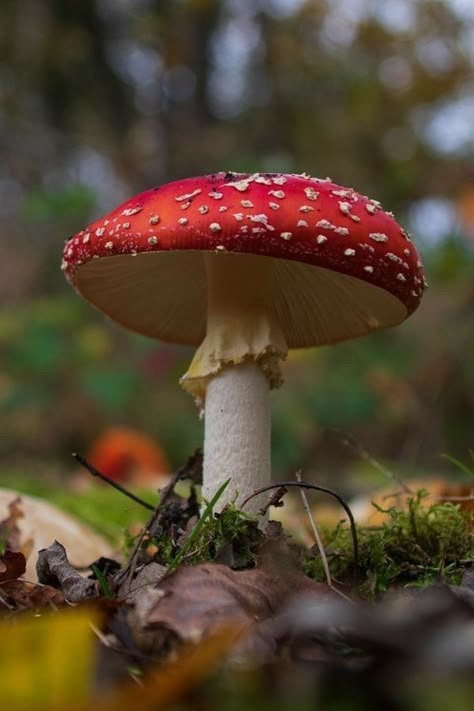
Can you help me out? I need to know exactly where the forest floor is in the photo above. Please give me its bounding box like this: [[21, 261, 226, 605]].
[[1, 451, 473, 711]]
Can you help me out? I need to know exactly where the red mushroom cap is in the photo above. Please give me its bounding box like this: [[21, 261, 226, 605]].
[[62, 172, 425, 347]]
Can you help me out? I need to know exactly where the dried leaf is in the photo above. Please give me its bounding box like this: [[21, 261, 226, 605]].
[[175, 448, 203, 485], [0, 497, 26, 553], [36, 540, 98, 602], [0, 549, 26, 582], [139, 539, 334, 656], [1, 579, 65, 609]]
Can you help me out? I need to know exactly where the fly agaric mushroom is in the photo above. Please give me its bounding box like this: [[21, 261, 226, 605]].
[[62, 172, 426, 511]]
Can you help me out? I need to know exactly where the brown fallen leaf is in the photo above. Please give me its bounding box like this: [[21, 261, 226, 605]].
[[0, 550, 26, 582], [37, 541, 98, 603], [1, 579, 65, 609], [134, 539, 335, 658], [0, 497, 31, 556]]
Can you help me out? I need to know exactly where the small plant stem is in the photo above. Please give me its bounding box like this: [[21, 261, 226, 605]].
[[338, 432, 412, 494], [295, 471, 332, 587], [91, 564, 112, 597], [72, 453, 155, 511], [441, 453, 474, 478]]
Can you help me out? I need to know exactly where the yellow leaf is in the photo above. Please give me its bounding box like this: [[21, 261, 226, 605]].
[[0, 609, 97, 710]]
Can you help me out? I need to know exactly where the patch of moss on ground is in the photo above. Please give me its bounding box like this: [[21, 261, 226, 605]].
[[303, 491, 473, 596], [126, 503, 261, 570]]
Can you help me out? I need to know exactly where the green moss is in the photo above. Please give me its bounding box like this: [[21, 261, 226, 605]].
[[304, 491, 473, 596], [180, 505, 260, 568], [127, 502, 261, 570]]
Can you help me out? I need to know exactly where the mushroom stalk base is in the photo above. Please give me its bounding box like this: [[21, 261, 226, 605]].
[[203, 361, 270, 512]]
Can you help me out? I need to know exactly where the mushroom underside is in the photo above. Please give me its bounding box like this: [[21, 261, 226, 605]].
[[74, 251, 407, 348]]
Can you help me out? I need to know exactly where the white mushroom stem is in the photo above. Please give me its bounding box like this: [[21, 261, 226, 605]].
[[181, 252, 288, 511], [203, 361, 270, 509]]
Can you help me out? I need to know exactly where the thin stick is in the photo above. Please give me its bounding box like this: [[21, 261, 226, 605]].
[[241, 481, 359, 577], [116, 461, 192, 590], [72, 453, 155, 511], [117, 504, 162, 592], [295, 471, 332, 587]]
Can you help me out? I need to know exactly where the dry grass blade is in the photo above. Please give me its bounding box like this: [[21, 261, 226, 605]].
[[295, 470, 332, 587]]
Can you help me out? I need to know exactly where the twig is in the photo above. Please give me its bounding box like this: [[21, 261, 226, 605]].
[[241, 481, 359, 578], [295, 471, 332, 587], [259, 486, 288, 516], [116, 504, 162, 592], [72, 453, 155, 511], [115, 458, 198, 590]]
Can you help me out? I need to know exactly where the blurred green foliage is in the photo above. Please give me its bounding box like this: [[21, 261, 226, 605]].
[[0, 0, 473, 493]]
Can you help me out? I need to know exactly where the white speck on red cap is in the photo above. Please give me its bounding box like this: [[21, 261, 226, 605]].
[[122, 207, 142, 216], [175, 188, 201, 202], [304, 187, 319, 201]]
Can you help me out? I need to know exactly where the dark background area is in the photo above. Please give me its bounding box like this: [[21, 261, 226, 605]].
[[0, 0, 473, 493]]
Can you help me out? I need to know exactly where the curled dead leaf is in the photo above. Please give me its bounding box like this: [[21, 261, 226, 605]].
[[37, 541, 98, 603]]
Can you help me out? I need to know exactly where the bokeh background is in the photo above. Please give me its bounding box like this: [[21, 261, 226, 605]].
[[1, 0, 473, 498]]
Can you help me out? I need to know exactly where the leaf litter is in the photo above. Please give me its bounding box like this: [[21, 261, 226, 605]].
[[1, 451, 474, 709]]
